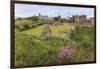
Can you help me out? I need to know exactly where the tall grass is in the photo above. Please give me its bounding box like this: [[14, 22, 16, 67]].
[[15, 25, 95, 66]]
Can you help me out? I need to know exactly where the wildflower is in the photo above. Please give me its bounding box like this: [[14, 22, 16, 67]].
[[58, 47, 74, 59]]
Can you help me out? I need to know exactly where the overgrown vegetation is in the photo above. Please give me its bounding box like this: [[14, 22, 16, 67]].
[[15, 19, 95, 66], [15, 19, 44, 31]]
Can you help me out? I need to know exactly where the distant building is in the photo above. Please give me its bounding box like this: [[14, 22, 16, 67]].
[[38, 13, 48, 22], [38, 13, 63, 25], [86, 17, 94, 25], [72, 15, 86, 25], [89, 17, 94, 24]]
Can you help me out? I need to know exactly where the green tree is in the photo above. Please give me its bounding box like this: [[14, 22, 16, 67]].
[[16, 17, 22, 20], [25, 16, 39, 21], [53, 17, 59, 21]]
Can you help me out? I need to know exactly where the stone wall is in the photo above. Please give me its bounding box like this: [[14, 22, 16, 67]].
[[72, 15, 86, 25]]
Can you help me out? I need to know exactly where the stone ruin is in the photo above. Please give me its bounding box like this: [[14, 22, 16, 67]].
[[60, 29, 75, 39], [71, 15, 86, 25], [41, 24, 52, 40], [59, 29, 75, 46]]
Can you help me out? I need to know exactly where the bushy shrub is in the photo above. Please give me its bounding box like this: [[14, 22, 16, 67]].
[[15, 19, 45, 31], [70, 26, 94, 62]]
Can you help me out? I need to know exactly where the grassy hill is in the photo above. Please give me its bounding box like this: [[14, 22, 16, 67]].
[[15, 22, 95, 66], [22, 24, 75, 37], [15, 31, 70, 66]]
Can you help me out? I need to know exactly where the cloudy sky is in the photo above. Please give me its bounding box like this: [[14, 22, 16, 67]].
[[15, 4, 94, 18]]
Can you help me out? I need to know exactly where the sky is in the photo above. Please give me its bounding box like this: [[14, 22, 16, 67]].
[[15, 4, 94, 18]]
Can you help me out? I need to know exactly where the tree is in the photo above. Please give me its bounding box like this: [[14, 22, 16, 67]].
[[53, 17, 59, 21], [53, 16, 62, 23], [25, 16, 39, 21], [32, 16, 39, 21], [16, 17, 22, 20], [68, 17, 74, 23]]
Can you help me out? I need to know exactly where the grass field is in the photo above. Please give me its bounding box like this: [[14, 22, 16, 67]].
[[22, 23, 75, 37], [15, 21, 95, 66]]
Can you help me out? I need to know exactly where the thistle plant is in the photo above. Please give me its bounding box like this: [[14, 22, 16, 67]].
[[58, 47, 74, 59]]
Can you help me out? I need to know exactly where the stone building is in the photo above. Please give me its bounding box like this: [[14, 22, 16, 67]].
[[86, 17, 94, 25], [38, 13, 62, 25], [89, 17, 94, 24], [38, 13, 48, 22], [72, 15, 86, 25]]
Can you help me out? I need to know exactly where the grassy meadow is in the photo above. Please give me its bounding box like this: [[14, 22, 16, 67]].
[[22, 24, 75, 37], [15, 19, 95, 66]]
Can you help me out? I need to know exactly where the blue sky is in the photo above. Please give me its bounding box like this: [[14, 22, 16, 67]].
[[15, 4, 94, 18]]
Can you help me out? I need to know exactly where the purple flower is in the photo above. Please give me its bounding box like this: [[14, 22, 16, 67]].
[[58, 47, 74, 58]]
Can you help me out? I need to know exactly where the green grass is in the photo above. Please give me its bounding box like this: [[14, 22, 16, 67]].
[[70, 26, 95, 62], [15, 23, 95, 66], [15, 20, 33, 26], [22, 23, 75, 37], [15, 31, 69, 66]]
